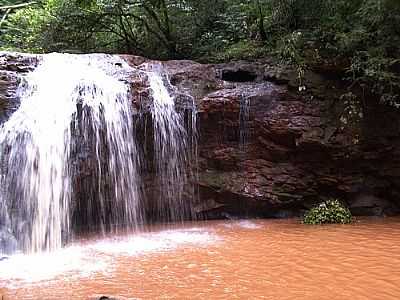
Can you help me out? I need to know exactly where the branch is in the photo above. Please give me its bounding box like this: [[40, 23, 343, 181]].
[[0, 2, 36, 10], [0, 8, 11, 28]]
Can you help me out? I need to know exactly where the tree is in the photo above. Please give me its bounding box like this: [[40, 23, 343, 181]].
[[0, 1, 36, 29]]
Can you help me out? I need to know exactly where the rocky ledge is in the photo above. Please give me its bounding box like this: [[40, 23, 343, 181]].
[[2, 51, 400, 218], [156, 57, 400, 218]]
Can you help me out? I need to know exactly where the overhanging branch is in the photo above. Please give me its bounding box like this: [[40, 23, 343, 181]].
[[0, 2, 36, 10]]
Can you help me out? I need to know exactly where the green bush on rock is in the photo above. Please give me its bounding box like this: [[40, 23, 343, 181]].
[[303, 199, 352, 225]]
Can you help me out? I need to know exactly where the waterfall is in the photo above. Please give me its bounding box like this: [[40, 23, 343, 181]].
[[0, 53, 142, 253], [0, 54, 198, 254], [146, 65, 196, 221]]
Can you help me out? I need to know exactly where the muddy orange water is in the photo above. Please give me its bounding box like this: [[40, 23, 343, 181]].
[[1, 218, 400, 300]]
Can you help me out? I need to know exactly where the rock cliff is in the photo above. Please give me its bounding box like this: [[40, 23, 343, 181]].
[[2, 51, 400, 220]]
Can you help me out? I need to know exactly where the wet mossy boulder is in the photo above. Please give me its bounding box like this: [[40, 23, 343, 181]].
[[303, 199, 352, 224]]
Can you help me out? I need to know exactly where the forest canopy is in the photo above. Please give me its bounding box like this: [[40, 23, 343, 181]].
[[1, 0, 400, 104]]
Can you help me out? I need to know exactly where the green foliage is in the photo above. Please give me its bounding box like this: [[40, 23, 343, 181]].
[[1, 4, 50, 52], [303, 199, 352, 225], [270, 0, 400, 106], [0, 0, 399, 106], [211, 40, 269, 62], [275, 31, 305, 86], [1, 0, 232, 58]]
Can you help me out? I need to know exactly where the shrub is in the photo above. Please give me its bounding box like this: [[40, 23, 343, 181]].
[[303, 199, 352, 225], [212, 40, 269, 62]]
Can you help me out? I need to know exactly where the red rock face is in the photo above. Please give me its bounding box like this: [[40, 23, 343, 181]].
[[159, 58, 400, 218], [1, 52, 400, 220]]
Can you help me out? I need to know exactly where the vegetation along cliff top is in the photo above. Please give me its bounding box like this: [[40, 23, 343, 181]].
[[1, 0, 399, 109]]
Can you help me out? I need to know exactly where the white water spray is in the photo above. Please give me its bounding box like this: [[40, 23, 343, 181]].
[[147, 65, 196, 221], [0, 55, 199, 254], [0, 53, 141, 253]]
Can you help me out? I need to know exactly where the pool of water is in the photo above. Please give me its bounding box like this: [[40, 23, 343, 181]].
[[1, 218, 400, 299]]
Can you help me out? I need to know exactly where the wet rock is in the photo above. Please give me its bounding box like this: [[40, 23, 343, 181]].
[[349, 194, 398, 216], [0, 229, 17, 254], [159, 59, 400, 218]]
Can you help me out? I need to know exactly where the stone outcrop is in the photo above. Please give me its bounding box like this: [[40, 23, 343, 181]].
[[0, 52, 37, 123], [1, 51, 400, 219], [158, 58, 400, 218]]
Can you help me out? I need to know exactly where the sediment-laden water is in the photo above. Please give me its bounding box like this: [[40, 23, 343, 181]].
[[1, 218, 400, 300]]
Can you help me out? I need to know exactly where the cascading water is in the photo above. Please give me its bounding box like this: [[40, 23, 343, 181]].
[[146, 65, 196, 221], [239, 94, 250, 151], [0, 53, 142, 253], [0, 54, 199, 255]]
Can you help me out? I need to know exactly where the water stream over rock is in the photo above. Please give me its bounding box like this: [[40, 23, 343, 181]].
[[239, 93, 250, 152], [147, 64, 195, 221], [0, 53, 197, 254]]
